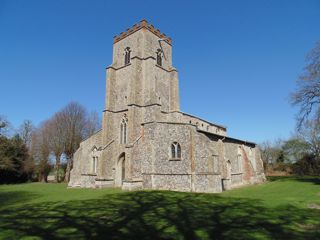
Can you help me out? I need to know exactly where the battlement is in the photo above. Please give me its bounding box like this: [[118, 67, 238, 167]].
[[113, 19, 172, 45]]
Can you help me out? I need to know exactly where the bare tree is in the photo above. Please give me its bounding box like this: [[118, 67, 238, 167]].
[[30, 124, 51, 182], [291, 41, 320, 128], [18, 120, 35, 148], [46, 114, 65, 182], [297, 119, 320, 158], [27, 102, 100, 183], [260, 139, 284, 164], [57, 102, 93, 182], [86, 111, 101, 136]]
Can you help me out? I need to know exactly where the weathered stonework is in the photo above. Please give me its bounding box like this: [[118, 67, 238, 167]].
[[69, 20, 266, 192]]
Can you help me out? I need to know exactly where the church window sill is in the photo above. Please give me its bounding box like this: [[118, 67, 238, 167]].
[[81, 173, 97, 176], [169, 158, 182, 161]]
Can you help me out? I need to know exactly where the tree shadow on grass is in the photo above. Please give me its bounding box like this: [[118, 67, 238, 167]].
[[294, 176, 320, 185], [0, 190, 38, 208], [267, 176, 320, 185], [0, 191, 319, 240]]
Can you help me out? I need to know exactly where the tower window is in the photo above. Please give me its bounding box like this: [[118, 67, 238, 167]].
[[156, 49, 162, 66], [124, 47, 131, 65], [171, 142, 181, 159], [120, 118, 128, 144]]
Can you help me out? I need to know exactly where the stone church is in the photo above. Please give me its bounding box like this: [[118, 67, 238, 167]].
[[69, 20, 265, 192]]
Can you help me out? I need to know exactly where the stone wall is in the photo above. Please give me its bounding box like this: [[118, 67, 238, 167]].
[[68, 130, 102, 187]]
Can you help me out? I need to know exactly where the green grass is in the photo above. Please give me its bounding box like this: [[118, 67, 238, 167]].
[[221, 176, 320, 208], [0, 177, 319, 239]]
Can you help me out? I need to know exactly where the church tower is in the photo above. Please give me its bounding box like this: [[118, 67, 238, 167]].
[[105, 19, 179, 113], [102, 20, 179, 144], [100, 20, 180, 186]]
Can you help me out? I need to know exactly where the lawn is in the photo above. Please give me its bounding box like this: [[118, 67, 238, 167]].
[[0, 177, 319, 239]]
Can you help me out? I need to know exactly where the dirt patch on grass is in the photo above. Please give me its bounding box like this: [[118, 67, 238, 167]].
[[299, 223, 320, 231], [308, 203, 320, 209]]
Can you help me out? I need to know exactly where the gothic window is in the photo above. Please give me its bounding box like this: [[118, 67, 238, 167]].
[[92, 156, 98, 173], [124, 47, 131, 65], [171, 142, 181, 159], [120, 118, 128, 144], [156, 49, 162, 66]]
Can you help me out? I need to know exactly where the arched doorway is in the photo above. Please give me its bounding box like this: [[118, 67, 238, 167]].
[[115, 153, 125, 187], [222, 160, 232, 191]]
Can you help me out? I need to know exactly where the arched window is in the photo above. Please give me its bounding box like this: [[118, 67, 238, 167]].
[[120, 118, 128, 144], [156, 49, 162, 66], [124, 47, 131, 65], [171, 142, 181, 159], [92, 156, 98, 173]]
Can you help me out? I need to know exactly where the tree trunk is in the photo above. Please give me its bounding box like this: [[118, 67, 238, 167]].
[[39, 173, 47, 182], [55, 155, 61, 183], [38, 174, 42, 182], [64, 155, 73, 182]]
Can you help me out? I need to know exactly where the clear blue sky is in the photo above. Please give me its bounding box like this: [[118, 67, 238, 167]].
[[0, 0, 319, 143]]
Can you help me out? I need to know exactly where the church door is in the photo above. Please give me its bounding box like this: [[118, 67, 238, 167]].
[[115, 153, 125, 187], [222, 160, 232, 191]]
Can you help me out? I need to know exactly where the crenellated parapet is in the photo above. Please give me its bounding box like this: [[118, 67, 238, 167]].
[[113, 19, 172, 45]]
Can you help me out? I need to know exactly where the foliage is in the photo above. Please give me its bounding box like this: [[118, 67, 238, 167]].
[[18, 119, 34, 148], [0, 177, 319, 239], [260, 135, 320, 175], [0, 135, 30, 183], [292, 154, 320, 176], [260, 140, 284, 164], [282, 138, 310, 163], [0, 102, 100, 184], [0, 115, 11, 137]]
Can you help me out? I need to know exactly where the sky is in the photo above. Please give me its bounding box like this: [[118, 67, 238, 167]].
[[0, 0, 319, 143]]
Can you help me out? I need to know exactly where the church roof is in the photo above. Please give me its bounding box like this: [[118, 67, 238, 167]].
[[197, 129, 256, 147], [113, 19, 172, 45]]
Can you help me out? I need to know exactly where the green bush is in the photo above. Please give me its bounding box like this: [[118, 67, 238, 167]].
[[292, 154, 320, 176]]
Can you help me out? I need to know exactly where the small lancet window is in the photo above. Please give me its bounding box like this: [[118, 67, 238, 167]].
[[124, 47, 131, 65], [92, 156, 98, 173], [171, 142, 181, 159], [120, 118, 128, 144], [156, 49, 162, 66]]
